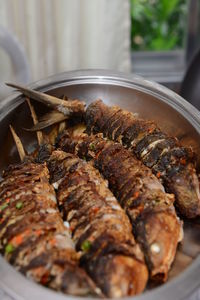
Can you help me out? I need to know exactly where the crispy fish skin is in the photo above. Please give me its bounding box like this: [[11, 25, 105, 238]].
[[85, 100, 200, 218], [46, 150, 148, 298], [0, 162, 98, 296], [58, 131, 183, 282]]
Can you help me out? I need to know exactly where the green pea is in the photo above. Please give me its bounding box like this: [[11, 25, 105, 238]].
[[89, 143, 95, 151], [16, 202, 23, 209], [0, 203, 8, 211]]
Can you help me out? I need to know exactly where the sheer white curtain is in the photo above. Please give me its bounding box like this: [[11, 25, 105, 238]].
[[0, 0, 131, 82]]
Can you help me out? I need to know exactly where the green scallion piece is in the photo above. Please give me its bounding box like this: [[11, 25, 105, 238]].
[[0, 203, 8, 211], [81, 240, 92, 252], [5, 244, 15, 254], [89, 143, 95, 151], [16, 202, 23, 209]]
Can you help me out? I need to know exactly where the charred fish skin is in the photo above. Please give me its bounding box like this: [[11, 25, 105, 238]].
[[85, 100, 200, 218], [57, 131, 182, 282], [46, 150, 148, 298], [0, 162, 98, 296]]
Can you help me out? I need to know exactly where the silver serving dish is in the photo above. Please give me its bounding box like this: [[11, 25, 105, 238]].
[[0, 70, 200, 300]]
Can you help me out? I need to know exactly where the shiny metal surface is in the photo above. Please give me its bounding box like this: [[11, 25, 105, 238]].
[[0, 70, 200, 300]]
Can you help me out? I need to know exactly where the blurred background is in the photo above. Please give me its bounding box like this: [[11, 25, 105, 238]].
[[0, 0, 200, 104]]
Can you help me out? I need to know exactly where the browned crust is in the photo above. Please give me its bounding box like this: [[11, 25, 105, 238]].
[[57, 132, 182, 282], [47, 150, 148, 297], [85, 100, 200, 218], [0, 162, 97, 296]]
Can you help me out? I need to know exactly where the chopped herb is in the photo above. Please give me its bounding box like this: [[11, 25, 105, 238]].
[[0, 203, 8, 211], [16, 202, 23, 209], [81, 240, 92, 252], [5, 210, 10, 217], [89, 143, 95, 151], [126, 198, 133, 207], [82, 156, 87, 161], [5, 243, 15, 254]]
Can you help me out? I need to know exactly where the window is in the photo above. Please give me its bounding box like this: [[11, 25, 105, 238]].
[[130, 0, 200, 90]]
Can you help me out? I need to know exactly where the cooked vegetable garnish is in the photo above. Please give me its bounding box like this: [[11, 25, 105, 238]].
[[81, 240, 92, 252], [5, 243, 15, 254], [16, 202, 23, 209], [0, 203, 8, 211], [89, 143, 96, 150]]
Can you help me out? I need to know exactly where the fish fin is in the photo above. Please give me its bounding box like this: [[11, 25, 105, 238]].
[[9, 125, 26, 162], [71, 123, 87, 136], [58, 121, 67, 133], [6, 82, 68, 109], [26, 98, 44, 145], [47, 125, 60, 145], [25, 111, 68, 131]]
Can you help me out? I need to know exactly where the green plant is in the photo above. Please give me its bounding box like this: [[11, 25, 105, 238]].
[[130, 0, 188, 51]]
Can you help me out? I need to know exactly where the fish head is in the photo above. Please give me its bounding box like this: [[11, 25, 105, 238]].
[[168, 164, 200, 218], [86, 254, 148, 298], [136, 207, 182, 282]]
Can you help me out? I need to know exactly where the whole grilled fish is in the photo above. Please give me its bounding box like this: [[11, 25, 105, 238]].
[[0, 162, 99, 296], [57, 130, 183, 282], [85, 100, 200, 218], [38, 147, 148, 298]]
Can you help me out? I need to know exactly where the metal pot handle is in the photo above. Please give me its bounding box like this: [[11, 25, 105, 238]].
[[0, 25, 30, 98]]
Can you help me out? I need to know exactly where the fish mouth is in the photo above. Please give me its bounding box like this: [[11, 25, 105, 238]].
[[150, 266, 168, 282], [168, 167, 200, 218], [82, 254, 148, 298]]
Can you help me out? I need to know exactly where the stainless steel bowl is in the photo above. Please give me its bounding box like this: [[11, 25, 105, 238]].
[[0, 70, 200, 300]]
